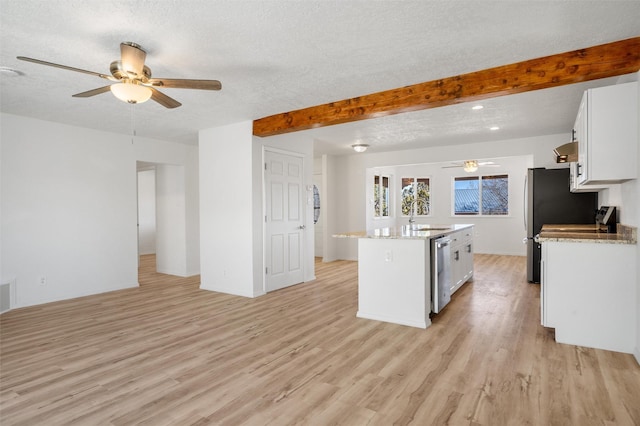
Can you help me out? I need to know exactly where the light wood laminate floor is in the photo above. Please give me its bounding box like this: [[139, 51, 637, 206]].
[[1, 254, 639, 425]]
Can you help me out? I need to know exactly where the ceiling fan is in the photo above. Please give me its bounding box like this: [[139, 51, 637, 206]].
[[442, 160, 500, 172], [17, 42, 221, 109]]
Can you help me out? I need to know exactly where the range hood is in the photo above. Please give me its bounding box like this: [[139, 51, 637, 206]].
[[554, 141, 578, 163]]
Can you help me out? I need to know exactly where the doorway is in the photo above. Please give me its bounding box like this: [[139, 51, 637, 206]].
[[136, 161, 189, 278], [264, 149, 305, 292], [137, 167, 157, 262]]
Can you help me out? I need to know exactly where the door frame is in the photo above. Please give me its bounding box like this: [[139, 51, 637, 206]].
[[262, 146, 306, 293]]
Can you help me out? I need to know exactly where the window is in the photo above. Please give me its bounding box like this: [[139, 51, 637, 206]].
[[401, 177, 430, 216], [373, 174, 390, 217], [454, 174, 508, 215]]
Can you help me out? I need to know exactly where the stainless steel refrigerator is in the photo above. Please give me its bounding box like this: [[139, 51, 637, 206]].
[[525, 168, 598, 283]]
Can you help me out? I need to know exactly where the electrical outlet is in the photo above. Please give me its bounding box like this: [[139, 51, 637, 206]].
[[39, 276, 46, 285], [385, 250, 393, 262]]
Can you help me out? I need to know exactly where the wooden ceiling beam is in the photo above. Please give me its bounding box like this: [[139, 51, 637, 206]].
[[253, 37, 640, 137]]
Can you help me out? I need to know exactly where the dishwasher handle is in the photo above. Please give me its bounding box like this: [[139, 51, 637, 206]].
[[435, 237, 451, 248]]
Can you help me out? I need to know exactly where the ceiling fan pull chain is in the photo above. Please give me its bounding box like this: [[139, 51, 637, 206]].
[[130, 103, 136, 144]]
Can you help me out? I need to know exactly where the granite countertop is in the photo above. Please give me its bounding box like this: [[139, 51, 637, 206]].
[[333, 224, 474, 239], [537, 224, 637, 245]]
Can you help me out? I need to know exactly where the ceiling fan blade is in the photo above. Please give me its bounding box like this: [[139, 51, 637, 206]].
[[72, 86, 112, 98], [150, 87, 182, 108], [148, 78, 222, 90], [17, 56, 114, 80], [442, 165, 463, 168], [120, 42, 147, 77]]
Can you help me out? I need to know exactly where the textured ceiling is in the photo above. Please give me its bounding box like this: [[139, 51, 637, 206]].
[[1, 1, 639, 156]]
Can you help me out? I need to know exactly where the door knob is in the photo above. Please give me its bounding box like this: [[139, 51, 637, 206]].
[[299, 225, 306, 230]]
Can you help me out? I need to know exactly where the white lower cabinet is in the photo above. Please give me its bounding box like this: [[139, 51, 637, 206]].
[[541, 241, 636, 354], [450, 228, 474, 294]]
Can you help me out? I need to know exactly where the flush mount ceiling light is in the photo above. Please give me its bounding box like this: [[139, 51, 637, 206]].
[[463, 160, 479, 172], [472, 105, 484, 110], [490, 126, 500, 131], [110, 81, 152, 104], [352, 144, 369, 153]]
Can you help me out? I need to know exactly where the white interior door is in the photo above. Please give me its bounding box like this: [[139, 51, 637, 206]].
[[265, 150, 305, 292]]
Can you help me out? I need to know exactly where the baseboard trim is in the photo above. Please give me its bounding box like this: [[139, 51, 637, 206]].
[[356, 311, 430, 329]]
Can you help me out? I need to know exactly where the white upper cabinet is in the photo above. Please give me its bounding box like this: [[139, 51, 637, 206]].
[[575, 81, 638, 186]]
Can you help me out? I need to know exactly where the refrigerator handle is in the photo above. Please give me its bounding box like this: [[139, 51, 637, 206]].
[[523, 173, 528, 231]]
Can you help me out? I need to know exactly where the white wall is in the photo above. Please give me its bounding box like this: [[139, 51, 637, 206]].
[[1, 113, 199, 308], [628, 71, 640, 364], [184, 146, 201, 276], [199, 121, 256, 297], [313, 156, 324, 257], [600, 72, 640, 364], [637, 70, 640, 365], [324, 133, 567, 261], [137, 169, 156, 255], [156, 164, 188, 276], [199, 121, 316, 298]]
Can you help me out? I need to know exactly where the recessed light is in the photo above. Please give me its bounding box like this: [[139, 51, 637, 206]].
[[490, 126, 500, 131], [472, 105, 484, 110]]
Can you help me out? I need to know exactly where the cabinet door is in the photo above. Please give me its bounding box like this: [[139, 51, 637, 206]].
[[461, 239, 473, 281], [541, 242, 566, 328], [577, 82, 638, 184], [575, 94, 588, 185], [449, 231, 463, 293], [540, 244, 548, 326], [450, 229, 473, 293], [570, 161, 606, 193]]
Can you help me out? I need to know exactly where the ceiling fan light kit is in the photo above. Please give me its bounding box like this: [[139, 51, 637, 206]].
[[463, 160, 479, 172], [110, 81, 152, 104], [352, 144, 369, 153]]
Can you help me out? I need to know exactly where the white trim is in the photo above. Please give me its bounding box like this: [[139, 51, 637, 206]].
[[356, 311, 430, 329]]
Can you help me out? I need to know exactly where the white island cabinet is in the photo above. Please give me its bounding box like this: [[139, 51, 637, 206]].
[[358, 238, 432, 328], [450, 228, 474, 294], [335, 224, 474, 329], [540, 232, 637, 354]]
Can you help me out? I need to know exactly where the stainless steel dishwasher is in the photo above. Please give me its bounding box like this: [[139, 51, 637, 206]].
[[431, 236, 452, 314]]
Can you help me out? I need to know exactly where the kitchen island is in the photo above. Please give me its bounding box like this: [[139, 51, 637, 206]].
[[334, 224, 474, 329]]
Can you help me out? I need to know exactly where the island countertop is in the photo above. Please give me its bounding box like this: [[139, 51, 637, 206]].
[[333, 224, 474, 240]]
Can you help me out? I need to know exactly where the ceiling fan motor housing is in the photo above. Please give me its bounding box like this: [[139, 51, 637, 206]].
[[110, 60, 152, 82]]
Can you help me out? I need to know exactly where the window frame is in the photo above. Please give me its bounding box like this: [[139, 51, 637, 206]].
[[373, 173, 391, 219], [452, 174, 509, 217], [400, 176, 431, 218]]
